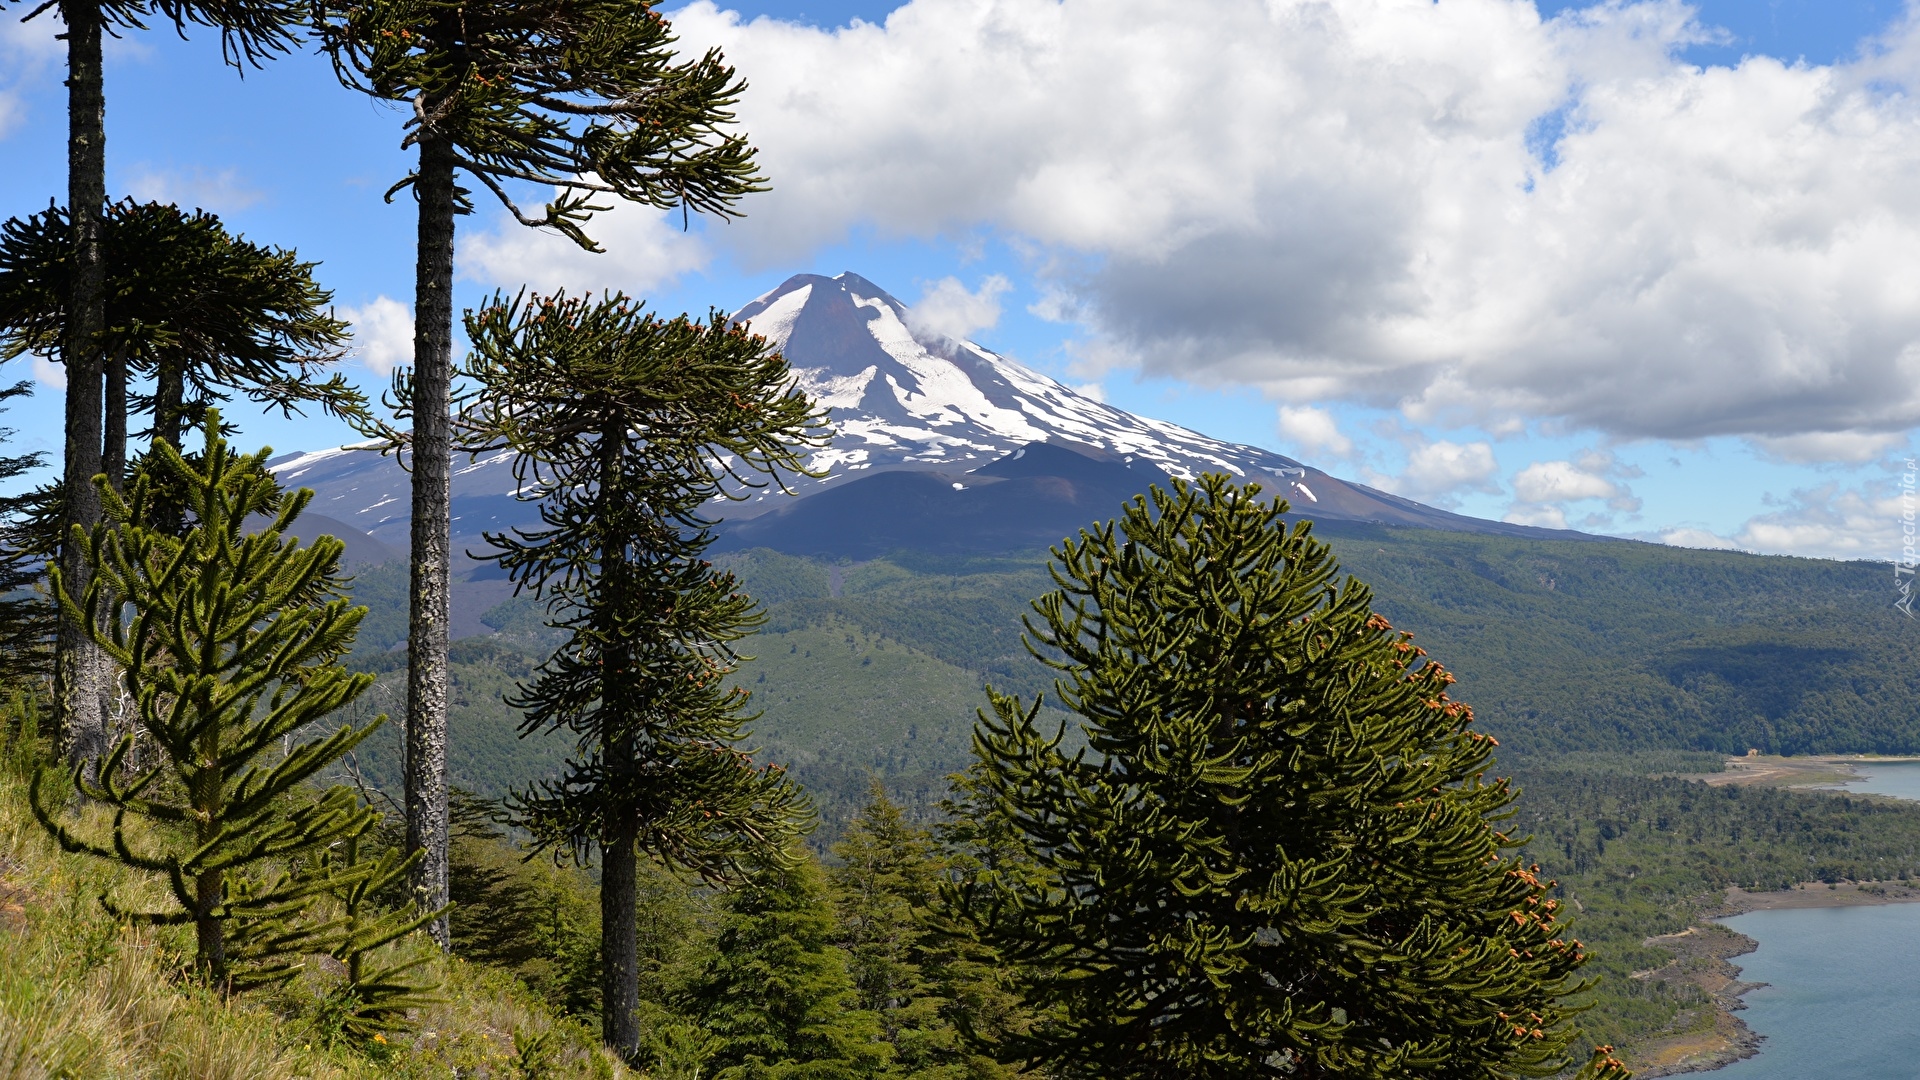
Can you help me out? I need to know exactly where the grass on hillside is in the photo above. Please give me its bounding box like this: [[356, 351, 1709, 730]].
[[0, 715, 629, 1080]]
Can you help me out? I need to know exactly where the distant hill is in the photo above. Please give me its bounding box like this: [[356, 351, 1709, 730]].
[[335, 523, 1920, 829], [705, 530, 1920, 766]]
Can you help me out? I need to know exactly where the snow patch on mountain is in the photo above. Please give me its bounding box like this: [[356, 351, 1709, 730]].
[[732, 271, 1305, 487], [267, 270, 1592, 556]]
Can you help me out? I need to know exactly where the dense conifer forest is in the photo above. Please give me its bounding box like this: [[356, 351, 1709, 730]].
[[0, 0, 1910, 1071]]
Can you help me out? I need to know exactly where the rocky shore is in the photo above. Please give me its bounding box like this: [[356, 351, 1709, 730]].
[[1623, 881, 1920, 1075]]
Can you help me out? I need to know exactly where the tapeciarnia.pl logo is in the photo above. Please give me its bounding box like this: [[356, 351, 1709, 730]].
[[1898, 458, 1917, 618]]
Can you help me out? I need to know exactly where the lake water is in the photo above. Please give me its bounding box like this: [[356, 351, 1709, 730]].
[[1707, 763, 1920, 1077], [1712, 903, 1920, 1078], [1837, 760, 1920, 801]]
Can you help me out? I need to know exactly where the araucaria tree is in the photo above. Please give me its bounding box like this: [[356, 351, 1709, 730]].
[[458, 290, 820, 1060], [0, 200, 359, 517], [313, 0, 766, 945], [31, 414, 386, 989], [942, 474, 1606, 1080], [0, 382, 52, 683], [6, 0, 307, 775]]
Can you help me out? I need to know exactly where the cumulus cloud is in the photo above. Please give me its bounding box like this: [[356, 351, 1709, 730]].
[[905, 275, 1010, 341], [461, 203, 710, 296], [1750, 431, 1910, 465], [1512, 460, 1619, 504], [1276, 405, 1353, 460], [125, 166, 263, 214], [30, 355, 63, 390], [1729, 482, 1897, 560], [0, 17, 60, 141], [339, 297, 414, 378], [1377, 439, 1500, 506], [1658, 526, 1739, 550], [1506, 448, 1642, 524], [667, 0, 1920, 447], [1504, 503, 1571, 530]]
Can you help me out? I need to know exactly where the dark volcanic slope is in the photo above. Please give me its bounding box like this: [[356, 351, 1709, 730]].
[[716, 442, 1174, 558], [270, 270, 1597, 561], [717, 439, 1596, 559]]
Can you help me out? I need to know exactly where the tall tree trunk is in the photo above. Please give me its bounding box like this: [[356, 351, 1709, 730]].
[[404, 132, 455, 950], [103, 348, 125, 491], [194, 864, 228, 991], [194, 717, 228, 991], [598, 423, 641, 1060], [601, 737, 640, 1061], [56, 0, 108, 773], [150, 358, 185, 532], [152, 358, 183, 451]]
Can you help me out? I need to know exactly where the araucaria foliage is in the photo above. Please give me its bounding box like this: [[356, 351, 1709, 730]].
[[312, 0, 766, 947], [0, 200, 358, 459], [311, 0, 764, 250], [943, 474, 1594, 1080], [314, 814, 448, 1041], [458, 290, 823, 1060], [30, 414, 386, 989]]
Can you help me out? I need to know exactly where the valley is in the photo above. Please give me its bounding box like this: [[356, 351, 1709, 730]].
[[319, 521, 1920, 1075]]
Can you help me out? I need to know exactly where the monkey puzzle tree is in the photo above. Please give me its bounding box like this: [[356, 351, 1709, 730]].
[[0, 200, 359, 523], [313, 811, 449, 1041], [30, 414, 386, 989], [6, 0, 309, 775], [940, 474, 1619, 1080], [0, 382, 52, 683], [313, 0, 766, 945], [457, 289, 821, 1060]]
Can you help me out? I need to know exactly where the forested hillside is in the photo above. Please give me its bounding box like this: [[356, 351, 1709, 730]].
[[336, 523, 1915, 830], [713, 526, 1919, 764]]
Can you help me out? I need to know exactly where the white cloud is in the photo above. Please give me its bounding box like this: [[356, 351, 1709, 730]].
[[1276, 405, 1352, 460], [125, 166, 262, 214], [340, 297, 414, 378], [1070, 382, 1106, 403], [30, 355, 64, 390], [667, 0, 1920, 444], [1659, 526, 1739, 550], [461, 203, 710, 296], [1389, 439, 1500, 504], [905, 275, 1010, 341], [1512, 460, 1620, 504], [1504, 503, 1570, 530], [0, 17, 60, 141], [1506, 447, 1642, 524], [1729, 482, 1896, 560], [1750, 430, 1910, 465]]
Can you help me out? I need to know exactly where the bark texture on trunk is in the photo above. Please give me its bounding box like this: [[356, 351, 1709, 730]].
[[151, 359, 185, 533], [598, 422, 641, 1061], [152, 359, 184, 451], [57, 0, 108, 773], [194, 864, 228, 990], [404, 133, 456, 950], [103, 348, 125, 491], [601, 761, 640, 1061]]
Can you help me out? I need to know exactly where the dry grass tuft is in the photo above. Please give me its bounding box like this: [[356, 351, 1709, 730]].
[[0, 740, 634, 1080]]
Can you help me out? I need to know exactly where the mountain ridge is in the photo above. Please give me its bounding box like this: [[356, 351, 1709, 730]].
[[267, 270, 1597, 563]]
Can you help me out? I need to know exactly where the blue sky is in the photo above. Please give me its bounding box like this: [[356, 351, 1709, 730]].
[[1, 0, 1917, 559]]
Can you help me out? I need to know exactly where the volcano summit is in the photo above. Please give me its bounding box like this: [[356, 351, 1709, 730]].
[[268, 271, 1589, 565]]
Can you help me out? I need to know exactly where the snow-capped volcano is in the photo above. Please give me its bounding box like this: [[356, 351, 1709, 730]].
[[740, 272, 1303, 484], [266, 270, 1589, 578]]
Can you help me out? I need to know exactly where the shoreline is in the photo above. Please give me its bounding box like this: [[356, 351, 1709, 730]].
[[1695, 754, 1920, 792], [1711, 880, 1920, 914], [1625, 881, 1920, 1076], [1618, 760, 1920, 1073]]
